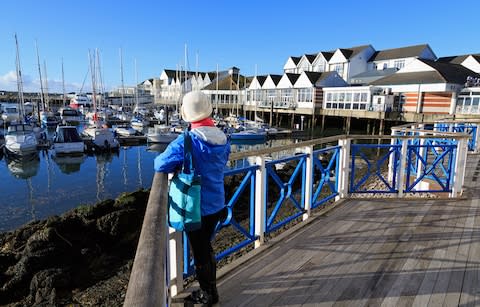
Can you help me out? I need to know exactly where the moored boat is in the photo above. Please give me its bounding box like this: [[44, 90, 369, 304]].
[[52, 126, 85, 155], [230, 129, 267, 142], [146, 124, 179, 143], [4, 123, 38, 157]]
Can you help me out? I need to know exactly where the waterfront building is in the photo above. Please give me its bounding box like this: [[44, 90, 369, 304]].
[[202, 67, 249, 116], [370, 58, 480, 114]]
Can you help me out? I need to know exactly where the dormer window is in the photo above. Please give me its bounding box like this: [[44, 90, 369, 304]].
[[394, 60, 405, 69]]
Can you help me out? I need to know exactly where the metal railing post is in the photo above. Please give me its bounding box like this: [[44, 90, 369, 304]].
[[303, 145, 314, 220], [336, 138, 350, 200], [124, 172, 168, 307], [397, 138, 409, 198], [475, 124, 480, 153], [388, 129, 398, 183], [168, 228, 183, 297], [451, 138, 468, 197], [254, 156, 266, 248]]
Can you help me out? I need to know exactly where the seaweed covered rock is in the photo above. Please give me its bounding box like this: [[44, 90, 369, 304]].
[[0, 189, 149, 306]]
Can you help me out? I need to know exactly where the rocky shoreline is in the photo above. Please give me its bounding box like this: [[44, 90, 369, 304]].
[[0, 190, 150, 306]]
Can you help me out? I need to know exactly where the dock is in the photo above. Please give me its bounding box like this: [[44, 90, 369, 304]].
[[124, 119, 480, 307], [213, 153, 480, 306]]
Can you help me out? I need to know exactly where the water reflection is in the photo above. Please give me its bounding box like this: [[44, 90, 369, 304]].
[[52, 154, 86, 174], [146, 143, 169, 153], [0, 137, 308, 232], [5, 154, 40, 179]]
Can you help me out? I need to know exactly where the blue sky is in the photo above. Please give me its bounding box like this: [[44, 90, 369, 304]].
[[0, 0, 479, 93]]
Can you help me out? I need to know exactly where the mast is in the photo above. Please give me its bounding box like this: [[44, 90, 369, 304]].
[[254, 64, 258, 122], [134, 58, 139, 109], [120, 48, 125, 109], [35, 40, 45, 117], [61, 58, 66, 106], [43, 60, 49, 111], [88, 50, 97, 122], [184, 43, 188, 93], [14, 33, 25, 121], [215, 64, 219, 116], [236, 71, 240, 117], [96, 49, 103, 109]]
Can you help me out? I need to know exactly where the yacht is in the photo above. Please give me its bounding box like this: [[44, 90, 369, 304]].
[[1, 104, 21, 123], [40, 111, 60, 128], [114, 124, 138, 137], [4, 123, 38, 157], [83, 124, 120, 151], [59, 107, 84, 125], [52, 126, 85, 155], [146, 124, 179, 143], [69, 94, 92, 109]]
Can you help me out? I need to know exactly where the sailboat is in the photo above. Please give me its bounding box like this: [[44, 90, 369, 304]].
[[82, 49, 119, 152], [4, 34, 38, 157]]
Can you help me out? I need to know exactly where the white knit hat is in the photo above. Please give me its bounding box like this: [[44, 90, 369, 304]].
[[180, 91, 213, 122]]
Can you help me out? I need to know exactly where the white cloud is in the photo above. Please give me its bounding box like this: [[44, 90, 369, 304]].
[[0, 71, 88, 93], [0, 71, 18, 91]]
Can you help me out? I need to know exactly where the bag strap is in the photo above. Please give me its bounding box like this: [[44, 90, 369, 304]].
[[183, 129, 195, 174]]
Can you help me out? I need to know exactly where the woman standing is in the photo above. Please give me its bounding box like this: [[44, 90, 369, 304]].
[[154, 91, 230, 306]]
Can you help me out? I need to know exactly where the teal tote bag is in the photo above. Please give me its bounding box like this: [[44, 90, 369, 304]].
[[168, 130, 202, 231]]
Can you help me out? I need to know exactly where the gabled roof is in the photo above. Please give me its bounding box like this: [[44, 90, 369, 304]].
[[268, 74, 282, 85], [437, 54, 480, 64], [202, 74, 249, 90], [290, 56, 301, 65], [256, 75, 268, 86], [303, 71, 336, 84], [285, 73, 301, 84], [320, 51, 334, 61], [207, 72, 217, 80], [305, 54, 317, 64], [368, 44, 430, 62], [371, 59, 480, 85], [420, 59, 480, 83], [339, 48, 353, 59], [162, 69, 177, 78], [338, 45, 372, 60], [351, 67, 399, 79]]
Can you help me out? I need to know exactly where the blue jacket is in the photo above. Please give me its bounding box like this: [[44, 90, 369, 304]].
[[154, 126, 230, 216]]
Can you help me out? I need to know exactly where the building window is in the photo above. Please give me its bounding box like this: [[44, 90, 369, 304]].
[[334, 64, 344, 76], [394, 60, 405, 69], [298, 88, 312, 102]]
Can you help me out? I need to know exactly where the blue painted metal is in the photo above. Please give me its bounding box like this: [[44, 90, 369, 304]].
[[405, 144, 455, 193], [434, 122, 478, 151], [349, 144, 401, 193], [311, 146, 340, 208], [265, 154, 307, 233], [183, 165, 258, 277]]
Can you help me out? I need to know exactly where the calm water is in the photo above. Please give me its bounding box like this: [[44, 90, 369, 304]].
[[0, 132, 302, 232]]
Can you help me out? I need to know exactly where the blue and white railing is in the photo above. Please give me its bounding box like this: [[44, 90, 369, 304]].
[[124, 119, 477, 306]]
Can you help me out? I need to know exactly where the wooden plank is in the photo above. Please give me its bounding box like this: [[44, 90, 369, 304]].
[[426, 200, 466, 306], [218, 200, 356, 306], [220, 199, 382, 306], [297, 199, 411, 306], [212, 155, 480, 306], [458, 197, 480, 306]]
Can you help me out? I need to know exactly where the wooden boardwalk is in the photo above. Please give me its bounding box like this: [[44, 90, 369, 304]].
[[212, 154, 480, 306]]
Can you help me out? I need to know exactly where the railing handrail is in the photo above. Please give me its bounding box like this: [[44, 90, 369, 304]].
[[124, 172, 168, 307], [229, 133, 470, 161]]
